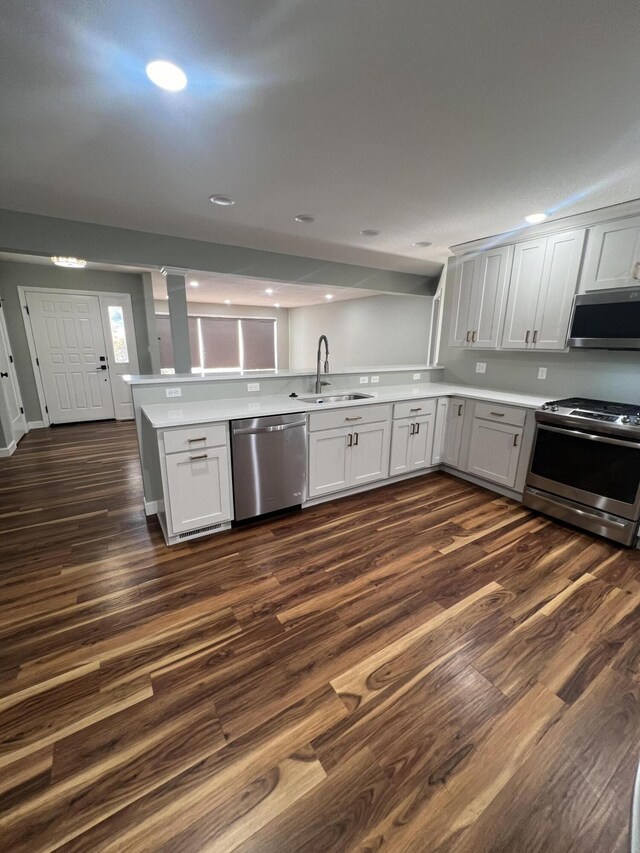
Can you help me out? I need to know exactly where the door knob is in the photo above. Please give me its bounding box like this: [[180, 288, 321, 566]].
[[0, 372, 7, 378], [96, 365, 108, 371]]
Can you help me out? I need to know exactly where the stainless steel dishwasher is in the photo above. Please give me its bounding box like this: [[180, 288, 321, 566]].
[[231, 413, 307, 521]]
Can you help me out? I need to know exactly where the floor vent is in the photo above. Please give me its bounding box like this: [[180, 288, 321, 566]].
[[178, 523, 223, 539]]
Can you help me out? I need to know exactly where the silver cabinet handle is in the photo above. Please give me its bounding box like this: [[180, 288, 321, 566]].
[[490, 411, 505, 417], [353, 432, 359, 446], [532, 330, 538, 344], [472, 331, 477, 343], [345, 416, 362, 421], [187, 436, 207, 443], [189, 453, 208, 460], [525, 330, 530, 344]]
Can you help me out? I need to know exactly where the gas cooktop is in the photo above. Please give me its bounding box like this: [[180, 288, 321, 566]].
[[539, 397, 640, 428]]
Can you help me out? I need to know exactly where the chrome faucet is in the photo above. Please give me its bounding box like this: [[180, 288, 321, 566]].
[[315, 335, 330, 393]]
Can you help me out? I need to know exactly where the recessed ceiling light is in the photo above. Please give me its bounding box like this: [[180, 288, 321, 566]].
[[294, 214, 315, 223], [325, 294, 334, 300], [524, 212, 548, 225], [265, 288, 274, 295], [51, 256, 87, 269], [360, 229, 381, 237], [209, 195, 235, 206], [145, 60, 187, 92], [413, 241, 433, 248], [190, 281, 199, 287], [224, 299, 231, 305], [274, 303, 280, 308]]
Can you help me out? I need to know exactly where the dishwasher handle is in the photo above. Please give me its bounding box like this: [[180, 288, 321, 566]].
[[233, 420, 306, 436]]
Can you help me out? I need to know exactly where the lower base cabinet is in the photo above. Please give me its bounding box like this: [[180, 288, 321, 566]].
[[443, 397, 466, 468], [390, 413, 436, 475], [308, 420, 390, 498], [466, 416, 523, 489], [165, 445, 233, 534]]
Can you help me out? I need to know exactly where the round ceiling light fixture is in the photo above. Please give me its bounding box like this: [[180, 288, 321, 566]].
[[145, 60, 187, 92], [51, 256, 87, 269], [413, 241, 433, 247], [294, 214, 315, 223], [524, 212, 548, 225], [325, 294, 334, 300], [224, 299, 231, 305], [360, 229, 381, 236], [265, 288, 274, 295], [209, 194, 235, 206], [274, 303, 280, 308], [190, 280, 199, 287]]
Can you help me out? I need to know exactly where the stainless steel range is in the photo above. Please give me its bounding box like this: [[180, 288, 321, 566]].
[[523, 397, 640, 545]]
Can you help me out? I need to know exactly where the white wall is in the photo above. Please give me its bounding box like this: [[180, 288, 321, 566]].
[[288, 294, 433, 369], [154, 300, 290, 369]]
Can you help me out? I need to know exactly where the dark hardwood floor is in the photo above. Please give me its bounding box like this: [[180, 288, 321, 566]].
[[0, 420, 639, 851]]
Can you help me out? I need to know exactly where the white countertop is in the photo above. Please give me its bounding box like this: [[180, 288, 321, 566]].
[[141, 383, 546, 429], [125, 365, 442, 386]]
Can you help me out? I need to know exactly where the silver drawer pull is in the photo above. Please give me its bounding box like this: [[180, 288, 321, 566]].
[[410, 407, 422, 412], [490, 411, 505, 417], [345, 416, 362, 421], [187, 436, 207, 443], [189, 453, 208, 460]]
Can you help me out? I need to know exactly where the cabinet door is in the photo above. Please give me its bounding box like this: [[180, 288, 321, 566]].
[[408, 414, 435, 471], [580, 216, 640, 292], [449, 255, 479, 347], [443, 397, 465, 468], [533, 229, 585, 350], [467, 418, 523, 489], [165, 447, 232, 535], [431, 398, 449, 464], [389, 418, 412, 475], [350, 422, 391, 487], [471, 246, 512, 348], [501, 238, 546, 349], [308, 427, 351, 498]]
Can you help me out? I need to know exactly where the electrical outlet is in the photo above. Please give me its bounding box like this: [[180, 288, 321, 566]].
[[359, 376, 369, 384], [413, 373, 421, 380], [371, 375, 380, 384], [538, 367, 547, 380], [247, 382, 260, 392], [475, 362, 487, 374], [165, 387, 181, 398]]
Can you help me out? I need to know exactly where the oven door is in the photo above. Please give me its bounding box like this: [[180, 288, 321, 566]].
[[527, 421, 640, 520]]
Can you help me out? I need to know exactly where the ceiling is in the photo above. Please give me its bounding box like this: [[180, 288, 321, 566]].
[[1, 1, 639, 276], [160, 271, 384, 307]]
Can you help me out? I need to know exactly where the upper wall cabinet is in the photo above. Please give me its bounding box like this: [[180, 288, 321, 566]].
[[501, 229, 586, 350], [579, 215, 640, 292], [449, 246, 512, 349]]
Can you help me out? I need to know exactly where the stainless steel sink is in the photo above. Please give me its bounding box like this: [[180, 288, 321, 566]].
[[299, 393, 374, 404]]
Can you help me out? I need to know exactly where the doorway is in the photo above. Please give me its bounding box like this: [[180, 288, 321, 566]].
[[22, 288, 140, 425], [0, 303, 27, 448]]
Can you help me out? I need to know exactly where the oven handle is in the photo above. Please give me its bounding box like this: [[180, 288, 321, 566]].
[[529, 490, 628, 528], [539, 423, 640, 450]]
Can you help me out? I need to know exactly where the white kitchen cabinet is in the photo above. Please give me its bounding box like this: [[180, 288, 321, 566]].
[[450, 246, 512, 349], [466, 416, 523, 489], [580, 215, 640, 292], [308, 420, 390, 498], [443, 397, 466, 468], [501, 229, 585, 350], [390, 413, 435, 476], [431, 398, 449, 465], [165, 445, 232, 535]]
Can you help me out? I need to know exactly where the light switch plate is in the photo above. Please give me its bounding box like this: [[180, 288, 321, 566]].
[[371, 375, 380, 384], [247, 382, 260, 392], [360, 376, 369, 384], [475, 362, 487, 374], [413, 373, 421, 380], [165, 388, 181, 398], [538, 367, 547, 380]]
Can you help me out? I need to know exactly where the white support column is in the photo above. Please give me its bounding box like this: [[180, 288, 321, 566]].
[[161, 266, 191, 374]]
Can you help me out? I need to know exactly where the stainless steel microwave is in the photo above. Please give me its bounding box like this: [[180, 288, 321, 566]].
[[568, 287, 640, 349]]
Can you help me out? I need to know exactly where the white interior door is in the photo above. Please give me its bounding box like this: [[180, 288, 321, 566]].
[[0, 305, 27, 445], [99, 296, 139, 420], [26, 291, 115, 424]]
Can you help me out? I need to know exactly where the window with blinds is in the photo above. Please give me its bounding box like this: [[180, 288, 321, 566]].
[[155, 314, 277, 373]]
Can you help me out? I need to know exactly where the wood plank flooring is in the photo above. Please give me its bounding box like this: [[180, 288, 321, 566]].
[[0, 420, 639, 851]]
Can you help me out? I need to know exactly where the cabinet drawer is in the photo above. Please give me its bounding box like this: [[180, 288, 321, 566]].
[[308, 404, 391, 432], [163, 423, 227, 454], [474, 401, 526, 427], [393, 398, 436, 420]]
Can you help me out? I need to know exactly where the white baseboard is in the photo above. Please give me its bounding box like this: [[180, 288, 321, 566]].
[[0, 440, 17, 458], [27, 420, 47, 430], [144, 499, 159, 516], [303, 466, 439, 507]]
